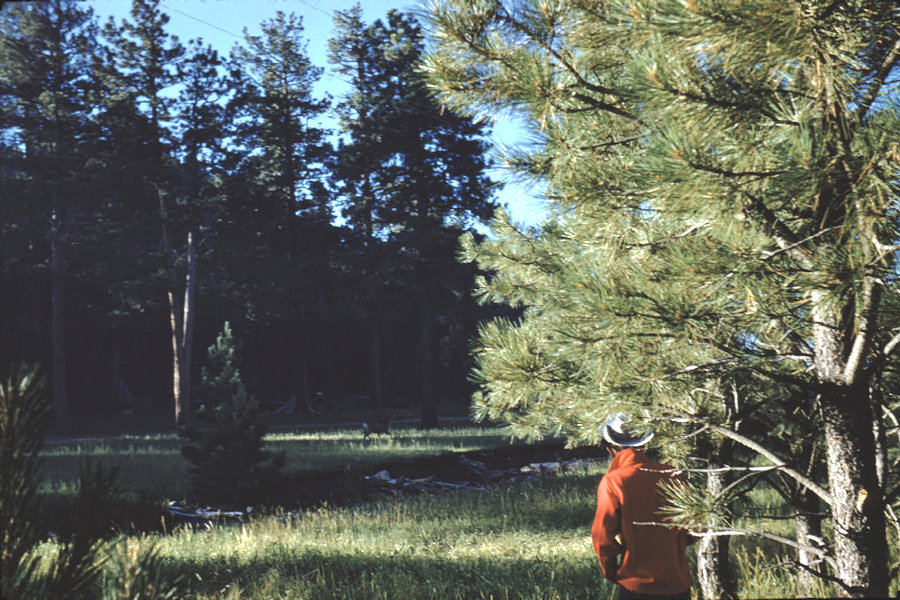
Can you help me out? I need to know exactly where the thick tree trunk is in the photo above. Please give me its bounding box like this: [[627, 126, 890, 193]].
[[820, 391, 889, 597], [697, 489, 733, 600], [812, 298, 889, 597]]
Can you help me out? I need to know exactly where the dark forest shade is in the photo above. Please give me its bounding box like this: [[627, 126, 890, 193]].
[[0, 0, 498, 429]]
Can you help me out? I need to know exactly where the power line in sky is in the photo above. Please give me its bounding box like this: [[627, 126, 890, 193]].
[[156, 1, 462, 129]]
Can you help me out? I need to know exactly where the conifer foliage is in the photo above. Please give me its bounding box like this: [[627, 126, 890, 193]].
[[1, 363, 176, 600], [181, 322, 285, 506], [426, 0, 899, 597]]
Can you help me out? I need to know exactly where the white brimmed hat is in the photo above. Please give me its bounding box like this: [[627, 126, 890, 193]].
[[600, 412, 654, 447]]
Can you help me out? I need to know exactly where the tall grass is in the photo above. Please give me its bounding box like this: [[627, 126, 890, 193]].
[[32, 428, 899, 599], [34, 466, 612, 600]]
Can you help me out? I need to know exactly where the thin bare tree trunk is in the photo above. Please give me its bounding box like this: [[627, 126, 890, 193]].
[[795, 490, 824, 594], [697, 429, 735, 600], [159, 188, 186, 429], [181, 230, 196, 423], [418, 288, 437, 429], [50, 199, 67, 424], [370, 324, 383, 412]]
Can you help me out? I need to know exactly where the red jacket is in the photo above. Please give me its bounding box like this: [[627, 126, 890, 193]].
[[591, 448, 693, 595]]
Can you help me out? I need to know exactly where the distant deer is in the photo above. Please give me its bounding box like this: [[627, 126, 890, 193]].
[[362, 412, 393, 441]]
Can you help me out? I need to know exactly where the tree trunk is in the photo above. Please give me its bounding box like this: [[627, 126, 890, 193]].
[[293, 307, 312, 414], [168, 288, 185, 429], [697, 528, 732, 600], [418, 289, 437, 429], [697, 433, 735, 600], [871, 380, 887, 493], [111, 342, 121, 407], [159, 188, 186, 429], [370, 324, 383, 413], [181, 230, 196, 423], [795, 489, 824, 594], [820, 390, 889, 597], [812, 299, 889, 597], [50, 199, 67, 424]]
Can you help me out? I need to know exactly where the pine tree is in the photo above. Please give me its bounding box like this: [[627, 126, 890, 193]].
[[331, 8, 498, 426], [426, 1, 899, 597], [170, 39, 232, 421], [99, 0, 193, 427], [222, 10, 337, 411], [1, 364, 130, 599], [228, 10, 330, 222], [181, 322, 285, 506], [0, 0, 100, 424]]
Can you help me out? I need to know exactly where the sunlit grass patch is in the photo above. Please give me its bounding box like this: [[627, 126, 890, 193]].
[[109, 468, 612, 599]]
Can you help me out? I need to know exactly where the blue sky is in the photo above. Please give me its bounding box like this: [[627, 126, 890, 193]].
[[85, 0, 548, 227]]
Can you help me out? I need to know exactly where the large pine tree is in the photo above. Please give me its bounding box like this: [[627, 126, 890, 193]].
[[99, 0, 193, 427], [426, 0, 899, 596], [0, 0, 100, 423], [331, 6, 498, 426]]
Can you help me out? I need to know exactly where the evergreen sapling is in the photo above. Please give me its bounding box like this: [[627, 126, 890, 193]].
[[181, 322, 285, 506]]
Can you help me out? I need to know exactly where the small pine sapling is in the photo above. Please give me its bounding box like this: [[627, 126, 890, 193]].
[[181, 322, 285, 507]]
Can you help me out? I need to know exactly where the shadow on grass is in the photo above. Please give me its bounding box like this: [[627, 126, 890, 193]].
[[160, 548, 613, 600]]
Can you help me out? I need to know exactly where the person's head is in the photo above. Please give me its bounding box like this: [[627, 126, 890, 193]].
[[599, 412, 653, 457]]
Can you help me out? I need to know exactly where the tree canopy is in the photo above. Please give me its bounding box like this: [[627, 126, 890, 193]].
[[0, 0, 498, 430], [424, 0, 899, 596]]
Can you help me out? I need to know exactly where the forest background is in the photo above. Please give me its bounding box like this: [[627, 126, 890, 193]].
[[0, 0, 534, 430]]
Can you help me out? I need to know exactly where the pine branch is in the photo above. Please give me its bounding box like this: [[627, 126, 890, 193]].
[[491, 3, 644, 126], [657, 412, 832, 505], [842, 276, 879, 385], [639, 464, 774, 475], [633, 221, 709, 248], [855, 37, 900, 124], [779, 557, 850, 594], [759, 226, 839, 261], [739, 190, 813, 268], [737, 509, 830, 521], [882, 329, 900, 360], [633, 521, 836, 568]]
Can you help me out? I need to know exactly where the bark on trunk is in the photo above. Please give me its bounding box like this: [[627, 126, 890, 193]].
[[168, 287, 185, 428], [812, 298, 889, 597], [159, 189, 186, 429], [697, 435, 735, 600], [820, 391, 889, 597], [697, 492, 733, 600], [370, 324, 383, 413], [292, 311, 312, 414]]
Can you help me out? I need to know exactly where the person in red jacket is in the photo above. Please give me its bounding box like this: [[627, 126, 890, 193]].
[[592, 413, 694, 600]]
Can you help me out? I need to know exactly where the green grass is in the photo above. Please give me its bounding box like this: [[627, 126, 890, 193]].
[[39, 426, 517, 492], [36, 425, 524, 533], [34, 465, 614, 600], [31, 427, 900, 599]]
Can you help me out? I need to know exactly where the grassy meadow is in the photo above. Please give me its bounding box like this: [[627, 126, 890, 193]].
[[31, 426, 899, 599]]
